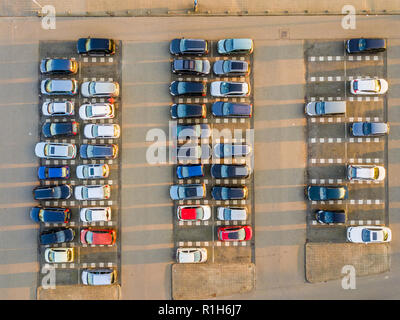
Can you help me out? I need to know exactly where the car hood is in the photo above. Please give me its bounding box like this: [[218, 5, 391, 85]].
[[170, 185, 179, 200]]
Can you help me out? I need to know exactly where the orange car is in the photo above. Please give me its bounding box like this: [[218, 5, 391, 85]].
[[81, 228, 116, 245]]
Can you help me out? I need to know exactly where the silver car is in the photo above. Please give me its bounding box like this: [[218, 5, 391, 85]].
[[42, 101, 74, 116], [305, 101, 346, 116], [81, 81, 120, 98], [41, 79, 78, 95], [81, 268, 117, 285]]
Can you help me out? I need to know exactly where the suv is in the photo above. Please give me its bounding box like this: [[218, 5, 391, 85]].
[[305, 101, 346, 116], [169, 81, 207, 96], [212, 186, 248, 200], [41, 79, 78, 95], [33, 185, 72, 200], [81, 81, 120, 98], [30, 207, 71, 223], [217, 38, 253, 55], [80, 144, 118, 159], [346, 38, 386, 54], [77, 38, 115, 55], [42, 121, 79, 138], [40, 228, 75, 245], [170, 38, 208, 56], [213, 60, 249, 76], [40, 58, 78, 74], [172, 59, 210, 75], [42, 101, 74, 116], [210, 81, 250, 97], [170, 104, 206, 119], [74, 185, 111, 200]]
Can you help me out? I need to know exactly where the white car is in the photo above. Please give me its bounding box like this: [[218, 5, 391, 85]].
[[350, 78, 388, 95], [217, 207, 247, 221], [40, 79, 78, 95], [44, 248, 75, 263], [74, 185, 111, 200], [347, 165, 386, 181], [76, 164, 110, 179], [35, 142, 77, 159], [347, 226, 392, 243], [80, 207, 111, 222], [176, 205, 211, 221], [176, 247, 207, 263], [81, 81, 120, 98], [210, 81, 250, 97], [81, 268, 117, 286], [79, 103, 115, 120], [84, 124, 120, 139], [42, 101, 74, 116]]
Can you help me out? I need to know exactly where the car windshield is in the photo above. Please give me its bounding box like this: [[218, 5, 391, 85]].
[[361, 229, 371, 242], [315, 102, 325, 115], [86, 146, 94, 157], [358, 39, 366, 50], [89, 82, 97, 94], [87, 273, 94, 285], [86, 231, 93, 244], [181, 167, 190, 177], [224, 39, 234, 52], [223, 61, 232, 73], [195, 208, 203, 219], [83, 187, 89, 199], [56, 231, 66, 242], [46, 81, 52, 92], [85, 210, 93, 221], [221, 188, 229, 198], [46, 60, 54, 70], [92, 126, 99, 137], [319, 188, 327, 200], [363, 122, 372, 134], [353, 81, 358, 91], [49, 251, 55, 261], [193, 251, 201, 262], [86, 105, 93, 117], [322, 212, 334, 223], [221, 166, 229, 177]]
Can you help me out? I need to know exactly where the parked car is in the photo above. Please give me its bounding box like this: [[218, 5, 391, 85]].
[[80, 228, 116, 245], [81, 268, 117, 286], [42, 121, 79, 138], [172, 59, 210, 75], [74, 185, 111, 200], [80, 144, 118, 159], [176, 164, 204, 179], [38, 166, 70, 180], [176, 145, 205, 161], [346, 38, 386, 54], [76, 164, 110, 179], [315, 210, 346, 224], [169, 81, 207, 96], [306, 185, 348, 201], [213, 60, 249, 76], [211, 102, 252, 117], [217, 207, 247, 221], [175, 124, 211, 140], [212, 186, 248, 200], [42, 101, 74, 116], [40, 58, 78, 74], [81, 81, 120, 98], [213, 143, 251, 158], [30, 207, 71, 223], [170, 38, 208, 56], [84, 124, 120, 139], [40, 228, 75, 245], [347, 226, 392, 243], [217, 226, 253, 241], [211, 164, 250, 178], [44, 248, 75, 263], [177, 205, 211, 221], [79, 103, 115, 120], [33, 185, 72, 200], [77, 38, 115, 55], [210, 81, 250, 97], [170, 103, 206, 119], [80, 207, 112, 222], [305, 101, 346, 116], [176, 248, 207, 263], [217, 38, 253, 55], [169, 184, 206, 200], [350, 78, 388, 95], [35, 142, 77, 159], [350, 122, 389, 137], [347, 165, 386, 181], [40, 79, 78, 95]]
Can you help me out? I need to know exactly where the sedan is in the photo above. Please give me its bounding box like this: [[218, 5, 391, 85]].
[[42, 101, 74, 116], [84, 124, 120, 139], [315, 210, 346, 224], [40, 79, 78, 95], [169, 184, 206, 200], [347, 226, 392, 243], [175, 124, 211, 140], [170, 38, 208, 56], [40, 58, 78, 74], [33, 184, 72, 200], [350, 79, 388, 95], [42, 121, 79, 138], [306, 185, 348, 201], [211, 164, 249, 179], [77, 38, 115, 55], [217, 207, 247, 221], [169, 81, 207, 97], [74, 185, 111, 200], [213, 60, 249, 76], [80, 144, 118, 159], [347, 165, 386, 181], [217, 38, 253, 55], [213, 143, 251, 158], [80, 207, 112, 222], [30, 207, 71, 223], [217, 225, 253, 241], [177, 206, 211, 221], [211, 102, 252, 117], [210, 81, 250, 97], [38, 166, 69, 180], [212, 186, 248, 200], [350, 122, 389, 137], [76, 164, 110, 179], [81, 268, 117, 286], [176, 164, 204, 179], [170, 103, 206, 119], [172, 59, 210, 75], [35, 142, 77, 159], [81, 81, 120, 98], [44, 248, 75, 263], [79, 103, 115, 120], [40, 228, 75, 245], [80, 228, 116, 245], [346, 38, 386, 54], [176, 248, 207, 263]]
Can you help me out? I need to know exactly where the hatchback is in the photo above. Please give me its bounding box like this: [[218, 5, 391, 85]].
[[172, 59, 210, 76], [176, 206, 211, 221], [211, 102, 252, 117], [210, 81, 250, 97], [40, 58, 78, 74], [30, 207, 71, 223], [169, 184, 206, 200], [80, 207, 112, 222], [217, 38, 253, 55], [213, 143, 251, 158], [80, 144, 118, 159], [42, 121, 79, 138], [347, 165, 386, 181], [76, 164, 110, 179], [35, 142, 77, 159], [350, 79, 388, 95], [74, 185, 111, 200], [211, 164, 249, 178], [346, 38, 386, 54], [305, 101, 346, 116], [170, 38, 208, 56], [176, 164, 204, 179], [315, 210, 346, 224], [79, 103, 115, 120], [350, 122, 389, 137], [217, 226, 252, 241], [84, 124, 120, 139], [81, 81, 120, 98], [217, 207, 247, 221], [213, 60, 249, 76], [81, 268, 117, 286], [40, 228, 75, 245], [347, 226, 391, 243], [212, 186, 248, 200], [33, 184, 72, 200], [176, 248, 207, 263], [42, 101, 74, 116], [44, 248, 75, 263], [38, 166, 70, 180], [306, 185, 348, 201], [77, 38, 115, 55], [80, 228, 116, 245], [169, 81, 207, 96], [41, 79, 78, 95], [170, 104, 206, 119]]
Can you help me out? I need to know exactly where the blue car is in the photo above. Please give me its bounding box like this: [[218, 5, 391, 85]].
[[170, 184, 206, 200], [346, 38, 386, 54], [170, 104, 206, 119], [350, 122, 389, 137], [212, 102, 252, 117], [176, 165, 204, 179], [40, 228, 75, 245], [33, 185, 72, 200], [211, 164, 249, 178], [80, 144, 118, 159], [212, 186, 248, 200], [38, 166, 70, 180], [315, 210, 346, 224], [306, 186, 348, 201], [30, 207, 71, 223]]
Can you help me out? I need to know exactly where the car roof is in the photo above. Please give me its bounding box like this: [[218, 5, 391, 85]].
[[49, 80, 74, 91], [232, 38, 253, 50], [94, 82, 116, 93], [357, 79, 376, 91]]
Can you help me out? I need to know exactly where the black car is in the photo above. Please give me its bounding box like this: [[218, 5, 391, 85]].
[[211, 165, 250, 179], [212, 186, 248, 200], [40, 228, 75, 245], [315, 210, 346, 224], [346, 38, 386, 54], [213, 60, 249, 76], [42, 121, 79, 138], [211, 102, 252, 117], [80, 144, 118, 159], [40, 58, 78, 74], [33, 185, 72, 200], [77, 38, 115, 55], [172, 59, 210, 76], [30, 207, 71, 223], [169, 81, 207, 97], [170, 38, 208, 56], [170, 104, 206, 119]]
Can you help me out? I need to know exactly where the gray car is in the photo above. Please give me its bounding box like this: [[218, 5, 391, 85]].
[[81, 268, 117, 286], [213, 60, 249, 76], [305, 101, 346, 116]]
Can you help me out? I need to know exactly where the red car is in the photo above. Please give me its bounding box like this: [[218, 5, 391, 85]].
[[217, 225, 252, 241], [80, 228, 116, 245]]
